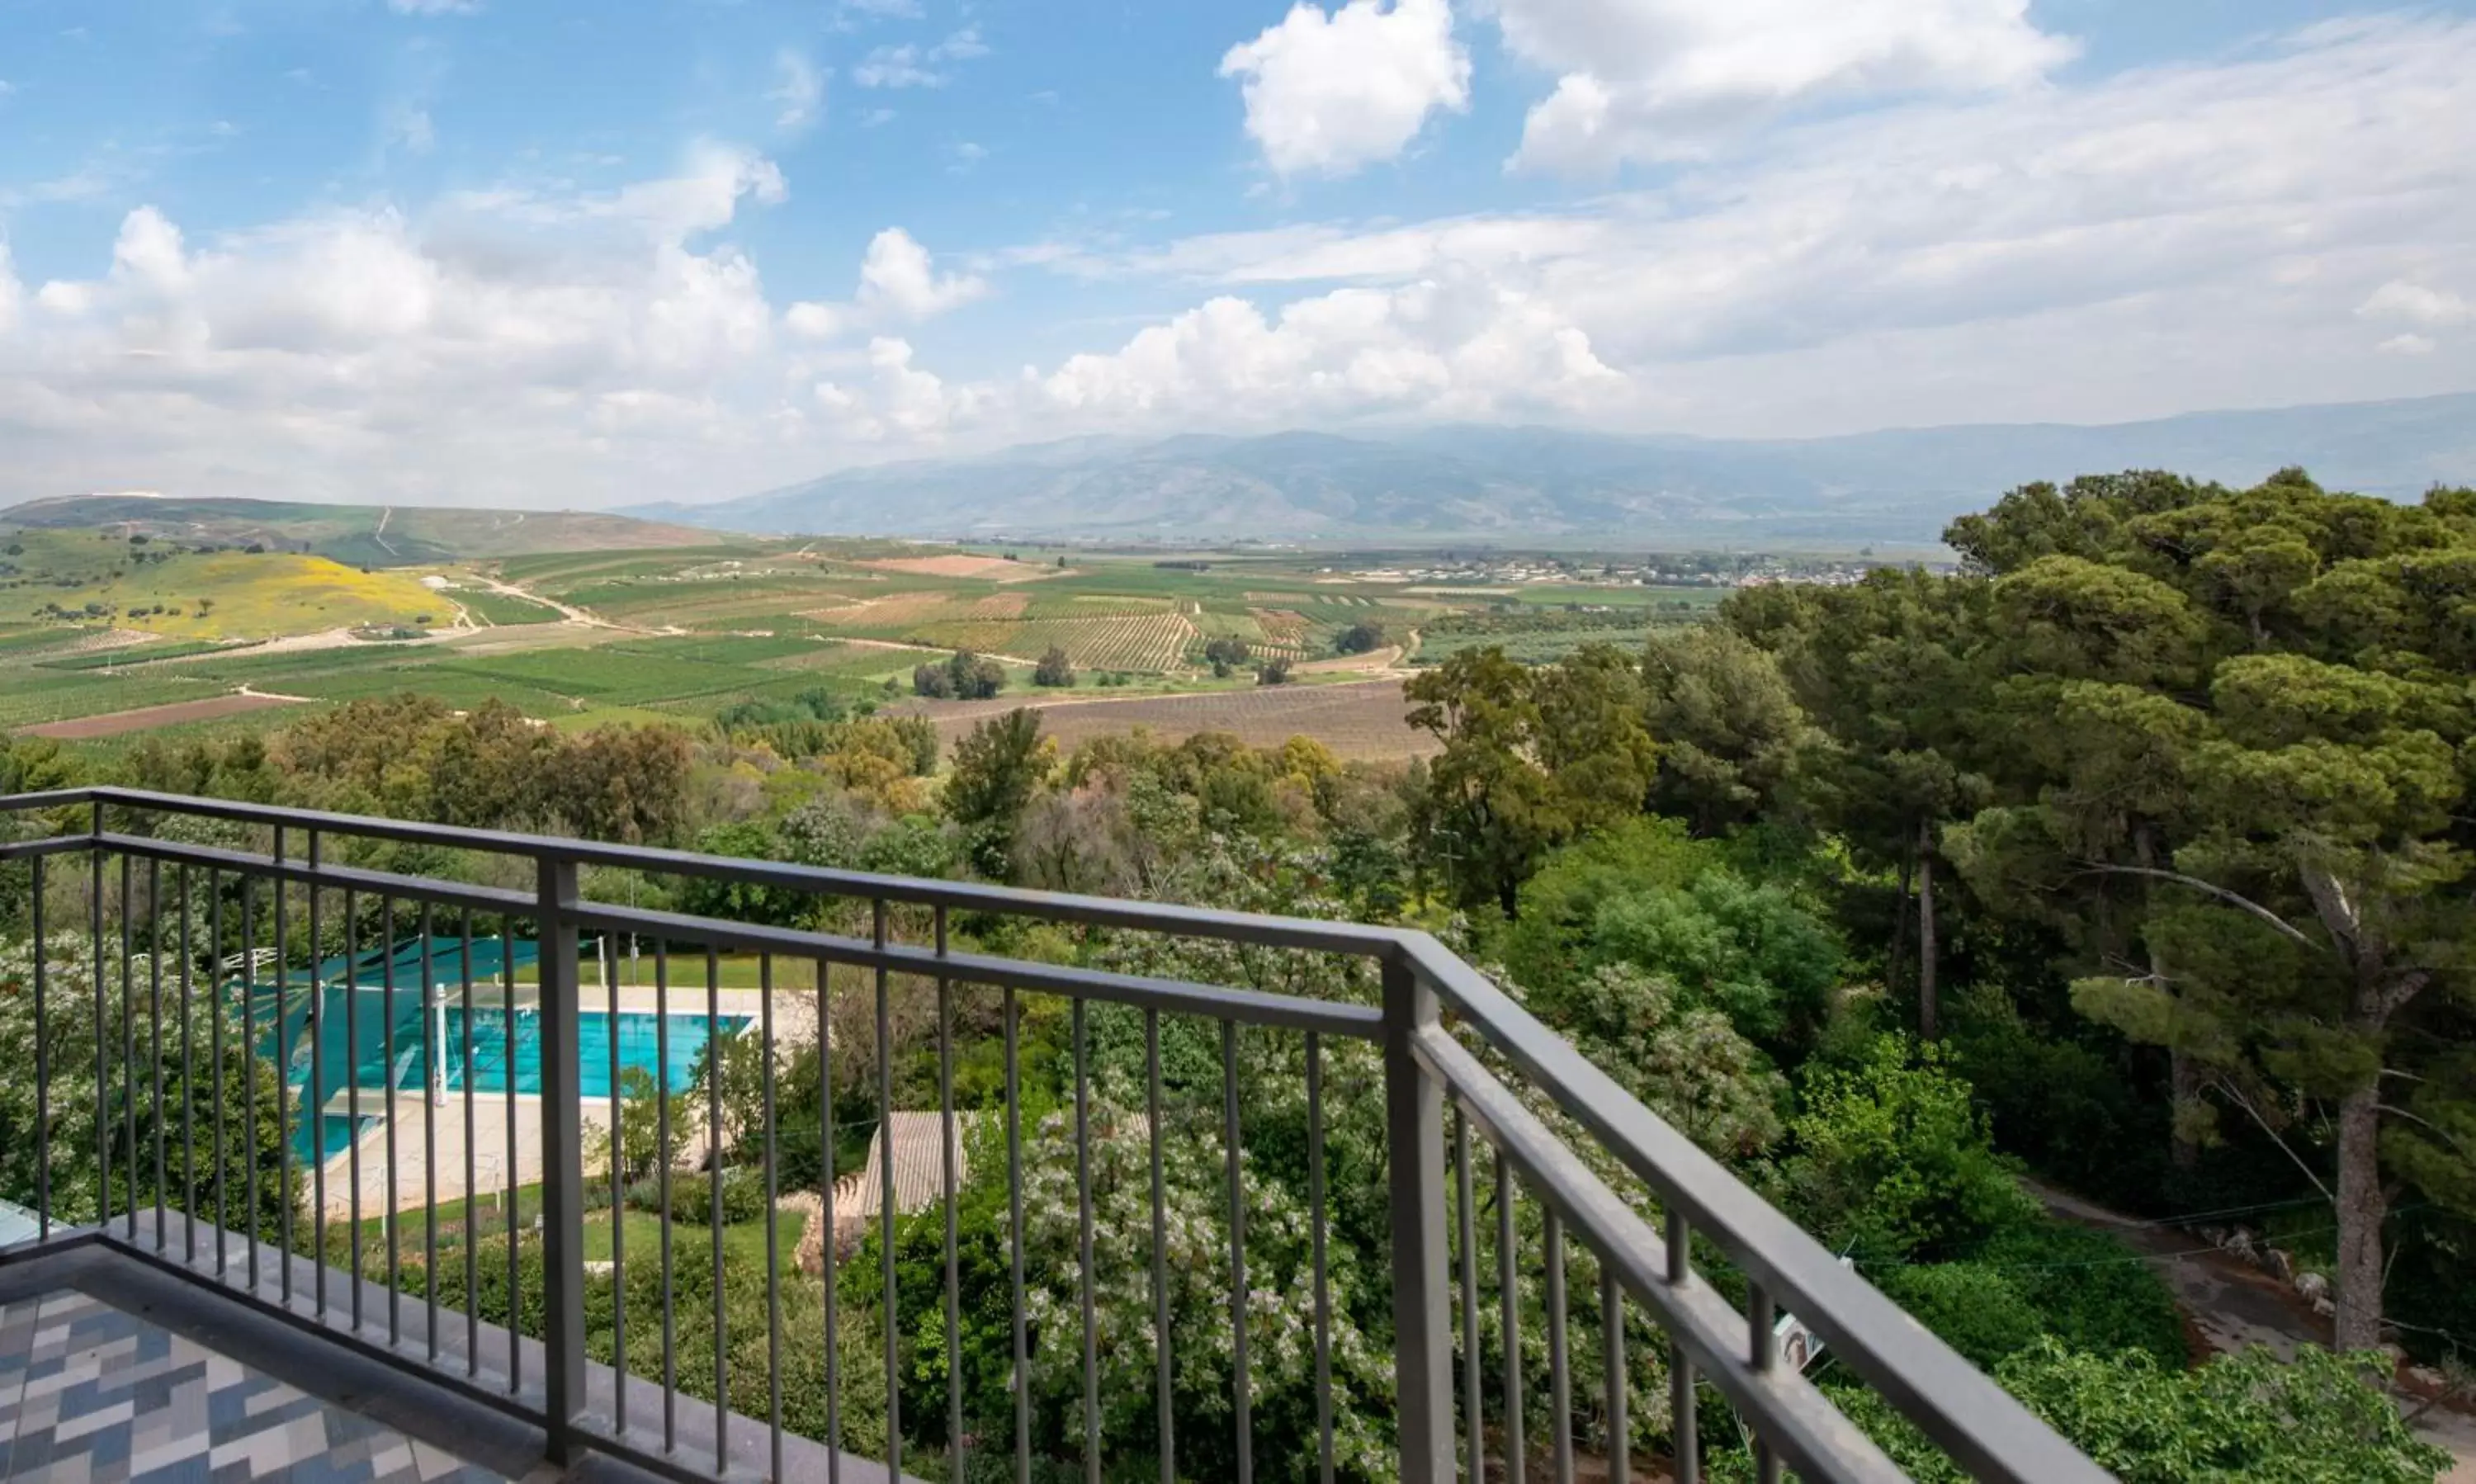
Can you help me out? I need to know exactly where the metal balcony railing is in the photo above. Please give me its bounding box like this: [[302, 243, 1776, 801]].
[[0, 787, 2108, 1483]]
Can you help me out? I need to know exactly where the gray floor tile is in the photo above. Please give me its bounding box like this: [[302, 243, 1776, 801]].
[[0, 1293, 508, 1484]]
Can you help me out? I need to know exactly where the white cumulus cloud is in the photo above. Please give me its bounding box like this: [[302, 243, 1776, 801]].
[[812, 337, 982, 441], [1037, 276, 1620, 423], [786, 227, 986, 339], [1220, 0, 1470, 177], [1491, 0, 2077, 172], [1059, 13, 2476, 436], [0, 147, 792, 508], [2358, 279, 2473, 327]]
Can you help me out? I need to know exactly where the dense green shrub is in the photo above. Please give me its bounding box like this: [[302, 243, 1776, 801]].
[[658, 1165, 773, 1227], [1872, 1223, 2182, 1373], [1872, 1260, 2045, 1369], [1793, 1342, 2450, 1484], [403, 1226, 889, 1463], [1975, 1223, 2186, 1366], [1778, 1034, 2036, 1262]]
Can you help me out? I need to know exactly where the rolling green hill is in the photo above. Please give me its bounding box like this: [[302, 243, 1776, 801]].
[[0, 495, 729, 566], [0, 527, 439, 638]]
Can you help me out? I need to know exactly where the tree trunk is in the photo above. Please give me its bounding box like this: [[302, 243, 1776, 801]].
[[2168, 1042, 2200, 1172], [1891, 852, 1914, 997], [2133, 825, 2199, 1170], [2332, 1085, 2387, 1352], [1916, 821, 1939, 1041]]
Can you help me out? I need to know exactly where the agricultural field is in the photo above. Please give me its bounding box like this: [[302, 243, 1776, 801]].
[[892, 679, 1442, 761], [441, 584, 564, 626], [21, 693, 304, 740], [0, 508, 1770, 760]]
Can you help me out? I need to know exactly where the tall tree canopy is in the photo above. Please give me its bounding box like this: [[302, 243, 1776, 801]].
[[1933, 470, 2476, 1351]]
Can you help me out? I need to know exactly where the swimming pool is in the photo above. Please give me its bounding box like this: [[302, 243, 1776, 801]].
[[309, 1115, 377, 1161], [249, 981, 746, 1162], [436, 1008, 747, 1097]]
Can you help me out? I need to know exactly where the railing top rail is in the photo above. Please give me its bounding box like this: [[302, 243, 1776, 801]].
[[1400, 930, 2110, 1484], [5, 787, 1410, 957]]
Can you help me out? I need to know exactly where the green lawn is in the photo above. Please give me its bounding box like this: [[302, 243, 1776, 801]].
[[584, 1207, 808, 1271], [338, 1183, 809, 1278]]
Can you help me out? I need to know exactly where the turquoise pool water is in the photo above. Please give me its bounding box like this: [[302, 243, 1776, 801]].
[[310, 1115, 376, 1160], [253, 981, 745, 1163], [437, 1008, 745, 1097]]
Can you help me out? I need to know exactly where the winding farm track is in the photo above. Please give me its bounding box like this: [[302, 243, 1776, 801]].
[[464, 570, 628, 629]]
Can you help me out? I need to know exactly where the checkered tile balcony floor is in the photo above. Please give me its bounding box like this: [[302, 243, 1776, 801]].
[[0, 1289, 508, 1483]]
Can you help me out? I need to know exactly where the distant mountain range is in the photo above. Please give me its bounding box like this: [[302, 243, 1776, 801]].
[[0, 495, 723, 567], [629, 393, 2476, 544]]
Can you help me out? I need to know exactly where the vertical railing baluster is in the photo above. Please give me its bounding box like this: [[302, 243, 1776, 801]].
[[536, 856, 588, 1461], [384, 896, 402, 1344], [211, 867, 226, 1278], [1384, 959, 1453, 1482], [305, 831, 320, 1315], [1669, 1210, 1698, 1484], [1147, 1007, 1173, 1484], [608, 928, 627, 1429], [706, 944, 728, 1475], [1455, 1109, 1484, 1484], [1499, 1151, 1525, 1484], [31, 853, 47, 1240], [872, 900, 900, 1483], [121, 850, 136, 1241], [818, 955, 841, 1484], [1749, 1282, 1779, 1484], [422, 905, 438, 1362], [462, 908, 479, 1378], [149, 857, 166, 1251], [502, 915, 522, 1397], [658, 939, 676, 1449], [283, 832, 300, 1307], [1603, 1270, 1628, 1484], [179, 861, 196, 1262], [763, 953, 786, 1484], [347, 889, 364, 1327], [1223, 1019, 1252, 1484], [1076, 996, 1099, 1484], [937, 907, 964, 1484], [1546, 1211, 1573, 1484], [1308, 1030, 1335, 1484], [90, 806, 107, 1237], [239, 874, 257, 1289], [1005, 983, 1029, 1483]]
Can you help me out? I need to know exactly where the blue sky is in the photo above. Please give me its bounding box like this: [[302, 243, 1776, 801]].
[[0, 0, 2469, 509]]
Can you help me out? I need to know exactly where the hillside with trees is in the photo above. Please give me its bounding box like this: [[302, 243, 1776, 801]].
[[0, 466, 2467, 1480]]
